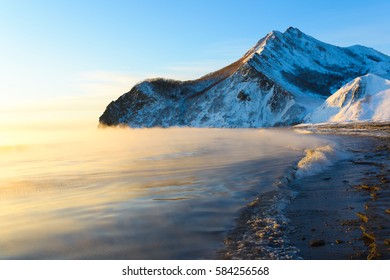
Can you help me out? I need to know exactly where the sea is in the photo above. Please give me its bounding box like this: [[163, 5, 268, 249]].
[[0, 126, 382, 259]]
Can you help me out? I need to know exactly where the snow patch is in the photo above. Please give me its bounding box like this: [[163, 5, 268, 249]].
[[307, 74, 390, 123]]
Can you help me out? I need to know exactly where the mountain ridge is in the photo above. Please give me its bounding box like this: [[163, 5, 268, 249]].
[[307, 74, 390, 123], [99, 27, 390, 127]]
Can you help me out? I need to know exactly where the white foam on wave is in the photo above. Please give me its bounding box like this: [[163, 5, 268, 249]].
[[224, 189, 302, 260], [295, 144, 342, 178]]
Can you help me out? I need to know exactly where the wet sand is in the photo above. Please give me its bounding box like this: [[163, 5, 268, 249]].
[[222, 123, 390, 260], [286, 125, 390, 259]]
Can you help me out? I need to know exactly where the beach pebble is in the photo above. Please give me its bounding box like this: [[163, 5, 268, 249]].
[[309, 239, 326, 247]]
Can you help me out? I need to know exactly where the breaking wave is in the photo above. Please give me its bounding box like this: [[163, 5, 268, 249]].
[[276, 144, 347, 187], [223, 142, 350, 259], [221, 189, 301, 260], [295, 145, 340, 178]]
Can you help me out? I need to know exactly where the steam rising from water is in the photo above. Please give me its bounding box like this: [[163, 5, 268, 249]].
[[0, 127, 334, 259]]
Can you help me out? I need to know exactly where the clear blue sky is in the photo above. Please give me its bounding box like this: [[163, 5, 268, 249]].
[[0, 0, 389, 110]]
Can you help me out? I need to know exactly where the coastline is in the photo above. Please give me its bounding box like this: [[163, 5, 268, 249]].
[[286, 123, 390, 259], [222, 123, 390, 260], [286, 137, 389, 259]]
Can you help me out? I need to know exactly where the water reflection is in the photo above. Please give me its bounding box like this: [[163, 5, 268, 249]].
[[0, 128, 326, 259]]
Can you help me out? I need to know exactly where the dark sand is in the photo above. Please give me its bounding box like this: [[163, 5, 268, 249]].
[[222, 123, 390, 260], [286, 126, 390, 260]]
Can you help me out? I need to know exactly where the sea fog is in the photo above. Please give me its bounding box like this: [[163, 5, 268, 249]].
[[0, 126, 334, 259]]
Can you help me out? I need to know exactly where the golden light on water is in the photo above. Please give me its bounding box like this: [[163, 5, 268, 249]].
[[0, 99, 327, 258]]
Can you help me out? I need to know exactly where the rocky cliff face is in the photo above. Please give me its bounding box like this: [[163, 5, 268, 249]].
[[99, 27, 390, 127]]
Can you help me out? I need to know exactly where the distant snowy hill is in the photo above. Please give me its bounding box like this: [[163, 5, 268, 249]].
[[99, 27, 390, 128], [306, 74, 390, 123]]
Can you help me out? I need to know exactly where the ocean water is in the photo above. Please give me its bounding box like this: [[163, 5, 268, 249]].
[[0, 127, 335, 259]]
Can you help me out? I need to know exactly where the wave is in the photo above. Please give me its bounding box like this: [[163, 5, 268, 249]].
[[295, 145, 338, 178], [223, 142, 350, 259], [221, 189, 301, 260], [276, 144, 347, 187]]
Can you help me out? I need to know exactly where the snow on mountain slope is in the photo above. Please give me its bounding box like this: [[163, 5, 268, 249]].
[[306, 74, 390, 123], [99, 27, 390, 128], [246, 27, 390, 98]]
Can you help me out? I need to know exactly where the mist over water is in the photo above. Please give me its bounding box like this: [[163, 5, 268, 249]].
[[0, 127, 330, 259]]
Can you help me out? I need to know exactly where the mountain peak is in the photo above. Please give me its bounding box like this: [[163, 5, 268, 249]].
[[248, 27, 310, 58], [353, 73, 390, 94], [307, 73, 390, 123], [100, 28, 390, 128], [284, 26, 302, 35]]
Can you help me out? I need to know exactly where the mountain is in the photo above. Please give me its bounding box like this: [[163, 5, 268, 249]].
[[99, 27, 390, 128], [306, 74, 390, 123]]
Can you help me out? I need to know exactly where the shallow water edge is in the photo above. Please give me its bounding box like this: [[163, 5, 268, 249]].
[[222, 124, 390, 260]]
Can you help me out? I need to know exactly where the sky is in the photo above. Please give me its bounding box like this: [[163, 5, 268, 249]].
[[0, 0, 389, 143]]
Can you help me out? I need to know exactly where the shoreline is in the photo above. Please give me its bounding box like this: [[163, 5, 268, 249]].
[[221, 124, 390, 260], [294, 121, 390, 138], [289, 123, 390, 259], [285, 134, 390, 259]]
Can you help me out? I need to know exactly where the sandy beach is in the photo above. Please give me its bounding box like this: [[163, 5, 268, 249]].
[[286, 124, 390, 260], [222, 123, 390, 260]]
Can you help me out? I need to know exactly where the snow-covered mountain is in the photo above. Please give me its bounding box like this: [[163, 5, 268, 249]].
[[99, 27, 390, 127], [306, 74, 390, 123]]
